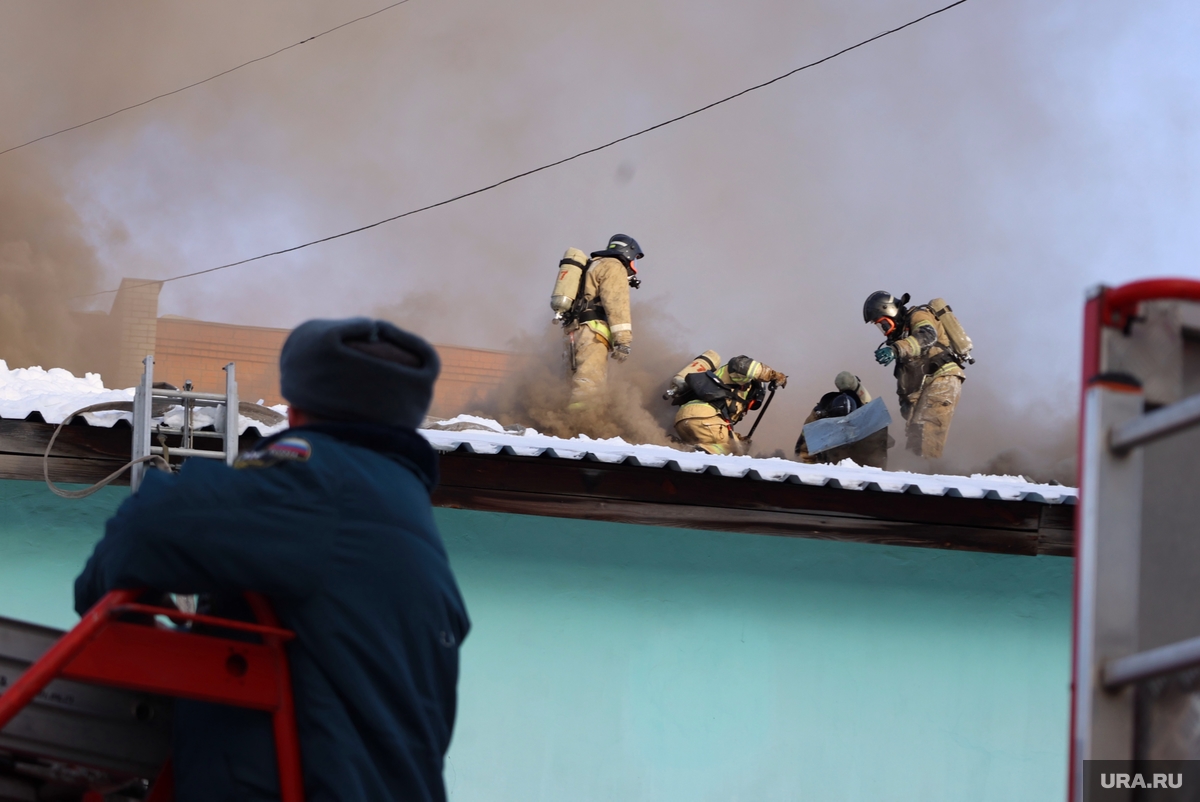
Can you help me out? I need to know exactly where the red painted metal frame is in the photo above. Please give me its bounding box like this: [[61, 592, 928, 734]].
[[1097, 278, 1200, 332], [0, 589, 304, 802], [144, 761, 174, 802], [1068, 278, 1200, 802]]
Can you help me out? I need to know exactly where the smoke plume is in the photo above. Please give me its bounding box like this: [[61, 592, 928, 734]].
[[2, 0, 1194, 482], [475, 301, 691, 446], [0, 159, 112, 375]]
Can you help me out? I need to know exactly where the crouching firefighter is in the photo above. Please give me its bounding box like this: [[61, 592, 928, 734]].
[[795, 371, 892, 468], [863, 291, 973, 458], [664, 351, 788, 456], [549, 234, 644, 411]]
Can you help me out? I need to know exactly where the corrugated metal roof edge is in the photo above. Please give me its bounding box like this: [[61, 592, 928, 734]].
[[419, 428, 1078, 506], [4, 411, 278, 440], [5, 410, 282, 441], [4, 411, 1076, 506]]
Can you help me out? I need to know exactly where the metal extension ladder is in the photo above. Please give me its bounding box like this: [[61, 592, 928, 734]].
[[130, 357, 239, 491]]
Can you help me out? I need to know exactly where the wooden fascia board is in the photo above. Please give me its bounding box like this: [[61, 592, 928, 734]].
[[434, 449, 1074, 557]]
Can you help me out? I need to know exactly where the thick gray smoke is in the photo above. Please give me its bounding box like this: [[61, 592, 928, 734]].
[[2, 0, 1196, 482], [0, 158, 111, 376], [473, 301, 691, 446]]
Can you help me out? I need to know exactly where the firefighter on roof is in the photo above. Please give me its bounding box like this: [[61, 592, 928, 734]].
[[795, 371, 891, 468], [665, 351, 788, 456], [864, 290, 972, 458], [550, 234, 643, 411]]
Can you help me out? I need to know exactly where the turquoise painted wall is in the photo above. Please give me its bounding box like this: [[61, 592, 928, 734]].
[[0, 480, 1073, 800], [440, 510, 1073, 802], [0, 481, 127, 628]]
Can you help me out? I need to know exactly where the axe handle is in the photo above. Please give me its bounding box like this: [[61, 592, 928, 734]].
[[744, 383, 777, 440]]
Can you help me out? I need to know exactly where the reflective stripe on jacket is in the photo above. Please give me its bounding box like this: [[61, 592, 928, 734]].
[[890, 306, 964, 396], [577, 257, 632, 346]]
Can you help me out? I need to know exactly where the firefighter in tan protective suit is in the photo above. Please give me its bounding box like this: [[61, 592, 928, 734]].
[[864, 291, 968, 458], [795, 372, 890, 468], [564, 234, 643, 411], [665, 352, 788, 456]]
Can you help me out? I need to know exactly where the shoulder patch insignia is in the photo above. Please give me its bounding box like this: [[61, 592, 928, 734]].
[[234, 437, 312, 469]]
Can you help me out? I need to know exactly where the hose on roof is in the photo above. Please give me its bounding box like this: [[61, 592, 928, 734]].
[[43, 402, 170, 499]]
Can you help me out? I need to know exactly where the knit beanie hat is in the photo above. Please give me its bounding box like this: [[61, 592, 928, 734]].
[[279, 318, 440, 428]]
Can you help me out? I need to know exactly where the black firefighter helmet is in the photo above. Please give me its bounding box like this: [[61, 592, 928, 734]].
[[591, 234, 644, 266], [862, 290, 911, 324], [813, 391, 860, 420]]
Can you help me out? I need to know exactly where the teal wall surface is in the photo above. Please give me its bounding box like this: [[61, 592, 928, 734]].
[[0, 480, 1073, 800], [0, 481, 126, 628], [438, 509, 1073, 802]]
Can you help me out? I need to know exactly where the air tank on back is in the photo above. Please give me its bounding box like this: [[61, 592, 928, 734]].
[[928, 298, 974, 364], [551, 248, 590, 318]]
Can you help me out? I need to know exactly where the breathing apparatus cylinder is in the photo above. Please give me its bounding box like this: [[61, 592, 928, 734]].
[[551, 248, 590, 317], [671, 350, 721, 390], [663, 350, 722, 402], [927, 298, 974, 363]]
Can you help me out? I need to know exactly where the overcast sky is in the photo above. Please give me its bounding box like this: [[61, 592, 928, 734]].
[[1, 0, 1197, 473]]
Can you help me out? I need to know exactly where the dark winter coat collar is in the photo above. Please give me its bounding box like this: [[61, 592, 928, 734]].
[[258, 422, 439, 491]]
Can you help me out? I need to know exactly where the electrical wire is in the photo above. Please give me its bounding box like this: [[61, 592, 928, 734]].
[[0, 1, 411, 158], [76, 0, 969, 300]]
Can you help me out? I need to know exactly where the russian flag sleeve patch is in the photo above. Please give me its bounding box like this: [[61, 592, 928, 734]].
[[235, 437, 312, 469]]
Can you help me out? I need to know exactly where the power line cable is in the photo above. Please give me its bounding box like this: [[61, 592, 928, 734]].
[[77, 0, 969, 300], [1, 1, 411, 158]]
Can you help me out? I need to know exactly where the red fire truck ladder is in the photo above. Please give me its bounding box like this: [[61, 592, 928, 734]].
[[1070, 278, 1200, 799], [0, 590, 303, 801]]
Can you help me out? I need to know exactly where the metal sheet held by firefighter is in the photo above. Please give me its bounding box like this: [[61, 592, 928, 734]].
[[802, 397, 892, 456]]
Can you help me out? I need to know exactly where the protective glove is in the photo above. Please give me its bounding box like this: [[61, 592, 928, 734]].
[[763, 369, 788, 389], [611, 344, 631, 362], [874, 345, 896, 365]]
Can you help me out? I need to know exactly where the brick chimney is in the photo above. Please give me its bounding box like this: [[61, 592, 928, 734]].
[[110, 278, 163, 389]]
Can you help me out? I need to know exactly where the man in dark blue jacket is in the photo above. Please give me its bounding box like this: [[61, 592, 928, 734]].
[[75, 318, 469, 802]]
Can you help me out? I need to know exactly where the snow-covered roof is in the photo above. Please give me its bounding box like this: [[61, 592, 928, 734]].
[[1, 363, 1075, 506], [0, 361, 287, 436], [423, 415, 1078, 505]]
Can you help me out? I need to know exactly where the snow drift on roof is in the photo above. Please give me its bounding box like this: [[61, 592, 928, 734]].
[[422, 415, 1078, 505], [1, 363, 1076, 504], [0, 361, 286, 436]]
